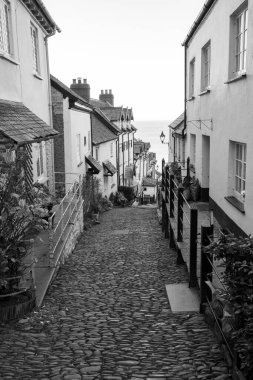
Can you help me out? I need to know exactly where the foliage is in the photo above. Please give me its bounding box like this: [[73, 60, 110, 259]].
[[206, 234, 253, 378], [113, 191, 128, 207], [0, 152, 50, 295], [118, 186, 135, 202]]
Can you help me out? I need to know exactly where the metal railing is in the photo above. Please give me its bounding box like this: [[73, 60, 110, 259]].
[[162, 163, 198, 287], [48, 175, 83, 267]]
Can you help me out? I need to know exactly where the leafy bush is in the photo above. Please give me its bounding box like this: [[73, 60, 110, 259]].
[[206, 234, 253, 379], [118, 186, 135, 202], [0, 153, 50, 295], [113, 192, 128, 207]]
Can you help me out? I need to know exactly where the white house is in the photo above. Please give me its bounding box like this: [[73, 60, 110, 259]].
[[0, 0, 59, 192], [51, 76, 93, 194], [91, 108, 119, 198], [182, 0, 253, 236]]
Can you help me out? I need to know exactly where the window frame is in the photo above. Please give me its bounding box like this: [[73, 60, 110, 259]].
[[234, 142, 246, 198], [0, 0, 11, 56], [201, 41, 211, 91], [189, 58, 195, 98], [235, 7, 248, 74], [76, 133, 81, 165], [110, 142, 113, 157], [30, 22, 40, 74]]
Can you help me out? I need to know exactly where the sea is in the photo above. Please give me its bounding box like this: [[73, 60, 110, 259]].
[[134, 120, 170, 171]]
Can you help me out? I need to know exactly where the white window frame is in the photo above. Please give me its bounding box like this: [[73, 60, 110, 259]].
[[0, 0, 11, 56], [76, 134, 81, 164], [95, 147, 99, 162], [234, 142, 246, 198], [201, 41, 211, 91], [235, 8, 248, 74], [36, 142, 44, 177], [189, 58, 195, 97], [31, 23, 40, 74]]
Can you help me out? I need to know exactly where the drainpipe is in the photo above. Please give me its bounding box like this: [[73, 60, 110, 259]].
[[182, 44, 187, 139], [45, 32, 56, 194], [122, 135, 125, 185], [117, 136, 120, 188]]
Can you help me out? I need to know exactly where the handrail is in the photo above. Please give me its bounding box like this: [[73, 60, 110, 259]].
[[206, 255, 227, 291]]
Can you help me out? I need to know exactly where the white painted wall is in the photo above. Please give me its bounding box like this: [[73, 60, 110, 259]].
[[93, 139, 118, 198], [63, 105, 91, 188], [0, 0, 55, 187], [185, 0, 253, 235]]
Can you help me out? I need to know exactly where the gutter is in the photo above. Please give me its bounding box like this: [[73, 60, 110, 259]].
[[35, 0, 61, 32], [182, 0, 215, 47]]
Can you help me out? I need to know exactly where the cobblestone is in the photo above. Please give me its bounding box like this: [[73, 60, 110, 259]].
[[0, 208, 230, 379]]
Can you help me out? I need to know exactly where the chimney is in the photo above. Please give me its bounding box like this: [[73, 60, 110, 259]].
[[70, 77, 90, 102], [99, 89, 114, 106]]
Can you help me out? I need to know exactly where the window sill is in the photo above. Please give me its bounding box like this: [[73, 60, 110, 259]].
[[199, 88, 211, 96], [0, 53, 19, 65], [33, 72, 43, 80], [77, 161, 83, 168], [224, 73, 247, 84], [187, 96, 195, 102], [225, 196, 245, 213]]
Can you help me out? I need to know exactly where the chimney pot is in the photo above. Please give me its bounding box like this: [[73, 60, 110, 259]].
[[77, 77, 81, 84], [101, 90, 104, 94], [105, 90, 108, 94], [109, 89, 112, 94], [73, 79, 76, 84], [83, 79, 87, 84]]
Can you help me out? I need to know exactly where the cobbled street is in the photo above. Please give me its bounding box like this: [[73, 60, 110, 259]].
[[0, 208, 230, 380]]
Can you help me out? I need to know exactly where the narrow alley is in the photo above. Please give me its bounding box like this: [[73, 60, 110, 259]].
[[0, 208, 229, 380]]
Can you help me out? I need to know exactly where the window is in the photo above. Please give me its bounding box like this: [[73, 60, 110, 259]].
[[84, 136, 87, 146], [0, 0, 11, 55], [31, 23, 40, 74], [95, 147, 99, 162], [201, 41, 211, 91], [189, 58, 195, 97], [235, 8, 248, 73], [110, 142, 113, 157], [36, 142, 44, 177], [88, 131, 91, 151], [76, 134, 81, 164], [235, 143, 246, 196], [190, 134, 196, 167]]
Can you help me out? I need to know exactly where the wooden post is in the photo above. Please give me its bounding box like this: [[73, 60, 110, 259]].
[[177, 186, 183, 242], [169, 174, 174, 218], [200, 224, 214, 313], [162, 158, 165, 191], [189, 208, 198, 288]]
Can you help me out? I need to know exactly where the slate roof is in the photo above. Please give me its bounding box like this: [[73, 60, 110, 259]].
[[100, 107, 123, 122], [85, 155, 103, 174], [51, 75, 93, 110], [169, 113, 185, 130], [0, 99, 58, 144], [103, 160, 117, 175], [89, 98, 111, 108], [93, 108, 121, 134], [92, 114, 118, 145]]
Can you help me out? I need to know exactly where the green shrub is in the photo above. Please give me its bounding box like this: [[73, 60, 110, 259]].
[[118, 186, 135, 202]]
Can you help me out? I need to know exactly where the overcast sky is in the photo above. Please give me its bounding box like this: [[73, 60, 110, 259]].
[[43, 0, 206, 122]]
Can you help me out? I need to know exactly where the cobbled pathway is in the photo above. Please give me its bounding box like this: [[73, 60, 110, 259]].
[[0, 207, 230, 380]]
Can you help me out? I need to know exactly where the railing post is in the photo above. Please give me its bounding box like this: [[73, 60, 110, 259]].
[[189, 208, 198, 288], [169, 174, 174, 218], [163, 165, 169, 238], [200, 224, 214, 313], [177, 186, 183, 242], [49, 220, 54, 268], [161, 158, 165, 191]]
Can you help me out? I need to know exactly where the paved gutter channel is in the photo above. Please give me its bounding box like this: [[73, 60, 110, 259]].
[[0, 207, 230, 380]]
